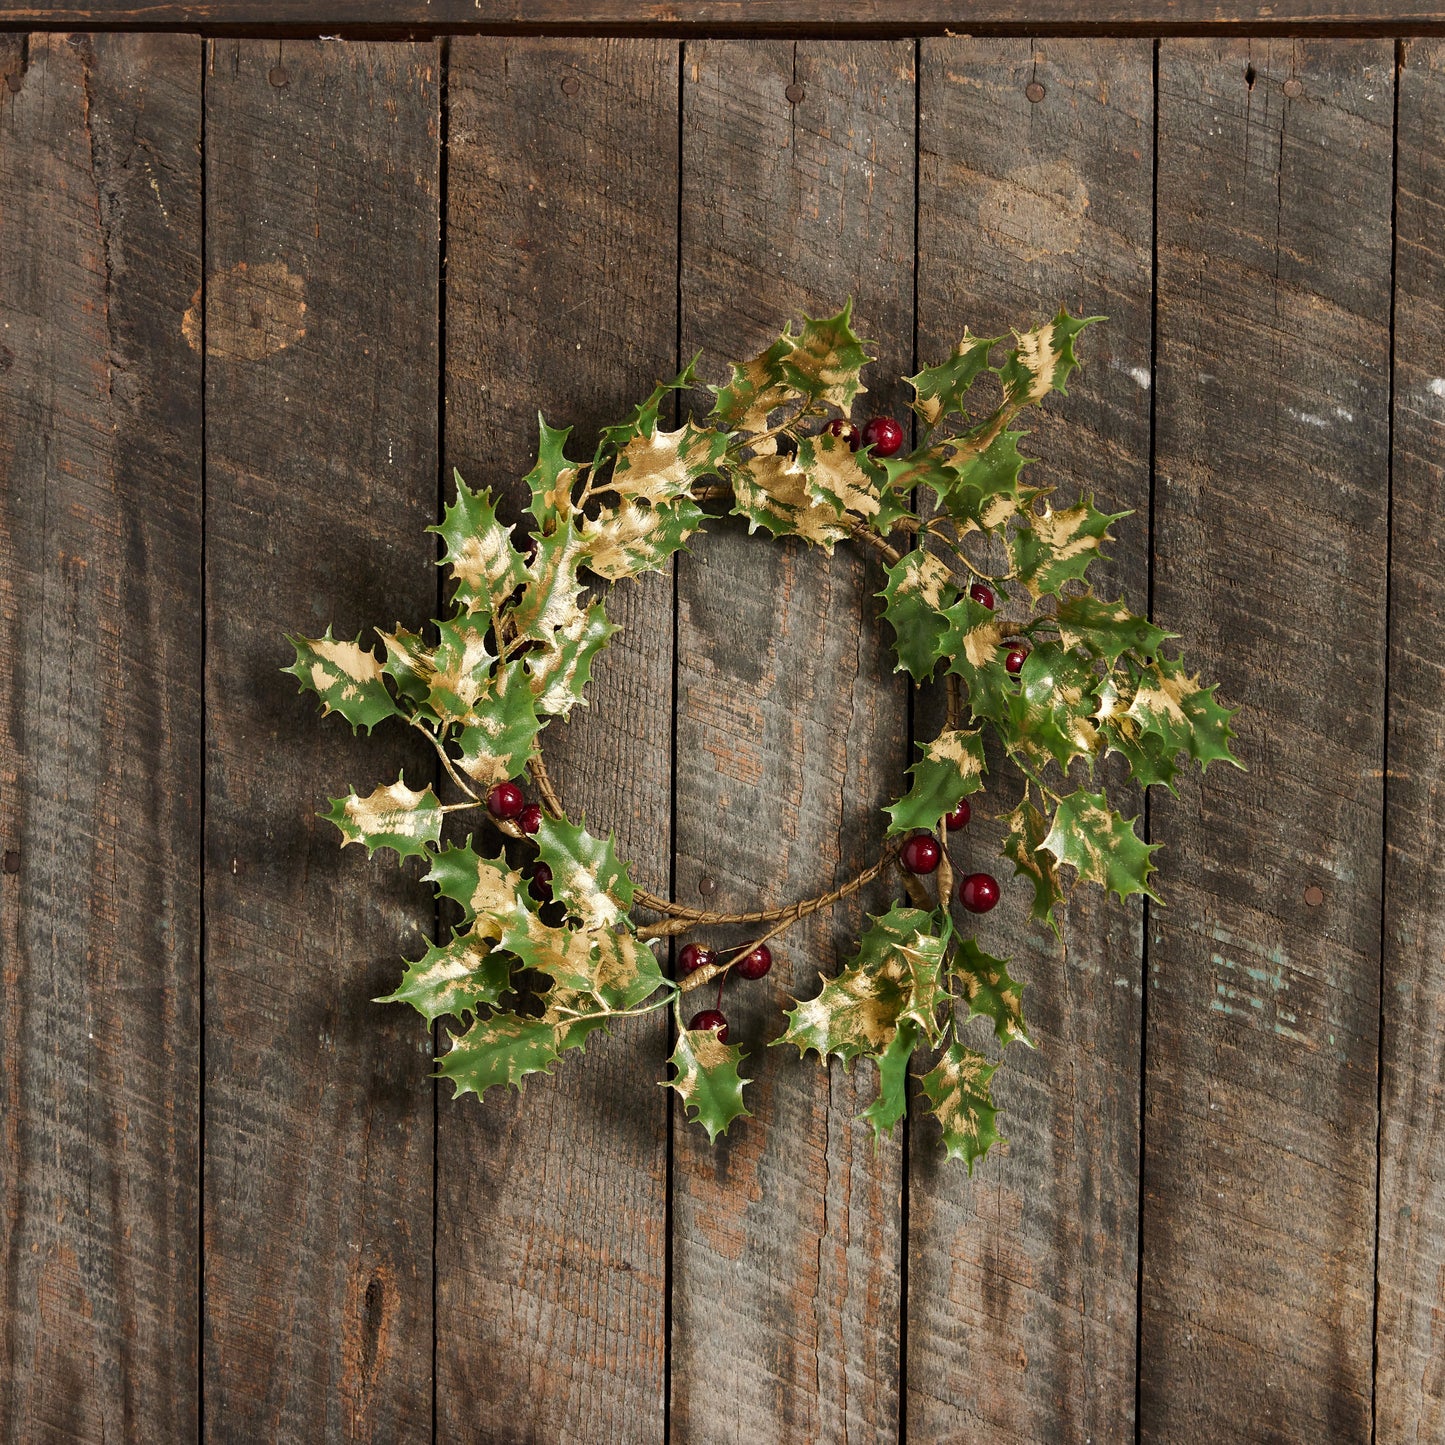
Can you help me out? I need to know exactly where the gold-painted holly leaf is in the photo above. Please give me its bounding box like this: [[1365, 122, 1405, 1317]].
[[1092, 671, 1179, 791], [284, 628, 398, 734], [579, 497, 706, 581], [604, 415, 730, 508], [1009, 495, 1129, 600], [795, 430, 881, 520], [527, 600, 617, 718], [500, 910, 666, 1011], [451, 660, 543, 788], [996, 309, 1102, 408], [375, 927, 513, 1024], [664, 1027, 751, 1142], [781, 301, 873, 414], [907, 331, 1000, 428], [1127, 653, 1243, 772], [953, 938, 1032, 1050], [885, 727, 987, 836], [510, 521, 588, 646], [524, 415, 580, 533], [936, 429, 1035, 533], [776, 905, 952, 1062], [1002, 799, 1066, 938], [859, 1018, 918, 1144], [431, 471, 527, 619], [1041, 787, 1160, 905], [426, 617, 497, 725], [1006, 642, 1102, 772], [423, 840, 527, 926], [1056, 594, 1175, 667], [377, 625, 434, 713], [710, 334, 796, 434], [598, 359, 702, 454], [436, 1011, 564, 1100], [728, 451, 852, 550], [878, 549, 958, 683], [322, 775, 442, 860], [534, 814, 636, 932], [919, 1042, 1002, 1173]]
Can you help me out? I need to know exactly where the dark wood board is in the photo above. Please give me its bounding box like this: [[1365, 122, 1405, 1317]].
[[201, 39, 440, 1442], [670, 38, 914, 1442], [1375, 36, 1445, 1443], [1142, 38, 1392, 1440], [4, 3, 1445, 35], [0, 31, 202, 1442], [906, 37, 1154, 1442], [436, 36, 678, 1443]]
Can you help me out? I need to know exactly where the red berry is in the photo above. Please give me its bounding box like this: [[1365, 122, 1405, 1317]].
[[944, 799, 971, 831], [826, 417, 860, 450], [958, 872, 1000, 913], [678, 942, 716, 977], [1005, 647, 1028, 675], [968, 581, 996, 610], [900, 833, 942, 875], [487, 781, 526, 820], [518, 803, 542, 835], [734, 943, 773, 980], [530, 862, 553, 900], [861, 416, 905, 457], [689, 1009, 730, 1042]]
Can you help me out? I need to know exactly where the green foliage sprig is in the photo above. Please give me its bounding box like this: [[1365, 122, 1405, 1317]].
[[286, 304, 1241, 1169]]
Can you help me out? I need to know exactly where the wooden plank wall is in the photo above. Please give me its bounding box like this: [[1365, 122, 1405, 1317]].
[[2, 25, 1440, 1445]]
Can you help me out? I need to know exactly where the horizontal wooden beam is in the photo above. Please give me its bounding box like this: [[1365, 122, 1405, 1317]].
[[0, 2, 1440, 35]]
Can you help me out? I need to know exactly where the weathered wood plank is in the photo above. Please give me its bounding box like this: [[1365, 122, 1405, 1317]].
[[0, 31, 202, 1442], [436, 36, 677, 1443], [1142, 39, 1392, 1440], [2, 3, 1445, 34], [906, 38, 1154, 1442], [671, 39, 914, 1442], [1375, 36, 1445, 1443], [202, 39, 439, 1442]]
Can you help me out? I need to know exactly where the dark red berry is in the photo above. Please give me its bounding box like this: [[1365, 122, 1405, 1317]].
[[968, 581, 996, 610], [678, 942, 716, 977], [487, 781, 526, 820], [826, 417, 860, 450], [1004, 646, 1028, 676], [530, 862, 553, 900], [900, 833, 942, 875], [958, 872, 1000, 913], [944, 799, 972, 831], [689, 1009, 730, 1042], [518, 803, 543, 835], [734, 943, 773, 980], [861, 416, 905, 458]]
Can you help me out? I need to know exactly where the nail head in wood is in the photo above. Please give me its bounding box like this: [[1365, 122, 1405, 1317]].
[[1303, 885, 1324, 907], [3, 850, 19, 874], [560, 75, 580, 96], [1025, 81, 1046, 103], [1283, 78, 1303, 98], [784, 82, 805, 105], [697, 875, 716, 897], [268, 65, 289, 88]]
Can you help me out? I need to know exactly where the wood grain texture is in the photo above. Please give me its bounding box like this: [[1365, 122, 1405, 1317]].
[[1142, 38, 1392, 1440], [202, 40, 439, 1442], [436, 37, 677, 1443], [670, 39, 913, 1443], [906, 38, 1154, 1443], [0, 32, 202, 1443], [3, 2, 1445, 33], [1375, 37, 1445, 1443]]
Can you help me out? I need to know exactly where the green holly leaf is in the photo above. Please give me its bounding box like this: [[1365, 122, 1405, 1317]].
[[432, 471, 527, 619], [500, 910, 666, 1011], [953, 938, 1031, 1050], [527, 599, 618, 718], [375, 927, 513, 1024], [1006, 643, 1102, 772], [936, 593, 1013, 723], [1002, 799, 1066, 937], [284, 628, 399, 734], [907, 331, 1000, 428], [878, 549, 958, 683], [665, 1027, 751, 1143], [728, 452, 852, 551], [423, 840, 527, 926], [511, 521, 588, 646], [579, 496, 706, 581], [997, 309, 1102, 409], [885, 728, 987, 836], [436, 1011, 563, 1099], [452, 659, 543, 789], [1041, 787, 1161, 905], [524, 416, 581, 533], [938, 429, 1035, 532], [776, 905, 952, 1062], [859, 1018, 918, 1143], [1127, 653, 1242, 771], [919, 1042, 1003, 1173], [795, 430, 882, 521], [780, 301, 872, 414], [322, 775, 442, 860], [1092, 672, 1179, 792], [1010, 495, 1129, 600], [534, 814, 636, 932], [1056, 594, 1175, 667], [377, 625, 435, 713]]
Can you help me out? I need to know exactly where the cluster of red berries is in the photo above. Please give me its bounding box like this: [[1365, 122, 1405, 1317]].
[[899, 799, 1001, 914], [825, 414, 906, 458], [486, 780, 551, 899], [679, 940, 772, 1042]]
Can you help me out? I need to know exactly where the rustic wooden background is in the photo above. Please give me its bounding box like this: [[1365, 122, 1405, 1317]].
[[2, 7, 1443, 1442]]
